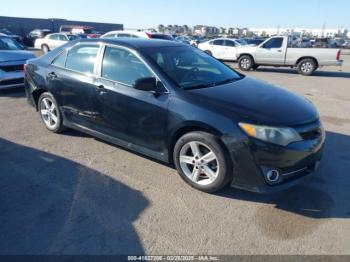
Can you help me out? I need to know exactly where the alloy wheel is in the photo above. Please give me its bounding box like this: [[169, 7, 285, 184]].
[[240, 58, 251, 69], [301, 62, 313, 73], [40, 97, 59, 129], [179, 141, 219, 186]]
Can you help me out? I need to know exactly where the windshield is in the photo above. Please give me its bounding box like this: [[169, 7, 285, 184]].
[[0, 37, 23, 50], [142, 46, 242, 89], [67, 35, 78, 41]]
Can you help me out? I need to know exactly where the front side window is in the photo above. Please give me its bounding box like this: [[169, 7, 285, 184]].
[[58, 34, 67, 41], [142, 46, 242, 89], [102, 46, 153, 86], [225, 40, 236, 47], [65, 44, 99, 74], [263, 38, 283, 48], [212, 40, 224, 46]]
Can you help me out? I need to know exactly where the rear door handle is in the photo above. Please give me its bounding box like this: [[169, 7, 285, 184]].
[[277, 50, 282, 53], [48, 72, 57, 80], [96, 85, 108, 93]]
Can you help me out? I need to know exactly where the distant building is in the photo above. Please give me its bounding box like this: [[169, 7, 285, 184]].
[[248, 27, 348, 38], [0, 16, 123, 37], [193, 25, 219, 36]]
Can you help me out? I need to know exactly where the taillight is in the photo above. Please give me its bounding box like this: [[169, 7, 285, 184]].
[[24, 64, 28, 74], [145, 32, 154, 39], [336, 50, 341, 60]]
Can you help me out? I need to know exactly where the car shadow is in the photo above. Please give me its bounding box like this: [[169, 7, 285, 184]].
[[0, 138, 149, 255], [216, 131, 350, 220], [255, 67, 350, 78]]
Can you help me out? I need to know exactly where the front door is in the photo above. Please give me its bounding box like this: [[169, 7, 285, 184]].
[[255, 37, 285, 65], [93, 45, 169, 154]]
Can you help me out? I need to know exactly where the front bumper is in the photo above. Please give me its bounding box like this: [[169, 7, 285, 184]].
[[223, 121, 325, 193]]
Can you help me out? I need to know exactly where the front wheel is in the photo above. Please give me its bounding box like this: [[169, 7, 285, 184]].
[[38, 92, 65, 133], [173, 132, 232, 193], [297, 58, 316, 76], [238, 55, 255, 71]]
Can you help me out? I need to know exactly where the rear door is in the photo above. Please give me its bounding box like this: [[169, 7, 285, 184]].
[[255, 37, 285, 64], [48, 44, 101, 128]]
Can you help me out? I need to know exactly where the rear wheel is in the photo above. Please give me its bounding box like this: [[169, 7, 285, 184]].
[[297, 58, 316, 76], [42, 44, 50, 54], [238, 55, 255, 71], [38, 92, 65, 133], [173, 132, 232, 193]]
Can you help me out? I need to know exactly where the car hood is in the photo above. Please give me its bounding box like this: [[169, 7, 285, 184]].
[[187, 76, 319, 126], [0, 50, 35, 63]]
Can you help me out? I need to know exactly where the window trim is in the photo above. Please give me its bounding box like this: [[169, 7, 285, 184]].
[[50, 42, 102, 77], [97, 43, 169, 93]]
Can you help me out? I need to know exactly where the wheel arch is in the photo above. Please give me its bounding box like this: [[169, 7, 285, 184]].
[[167, 122, 225, 164], [237, 53, 255, 63], [32, 88, 48, 111], [295, 56, 319, 68]]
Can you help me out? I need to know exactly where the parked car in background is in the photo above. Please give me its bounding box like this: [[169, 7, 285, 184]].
[[296, 38, 312, 48], [198, 38, 247, 61], [236, 36, 343, 75], [34, 33, 78, 53], [59, 25, 101, 38], [312, 38, 332, 48], [342, 40, 350, 49], [101, 30, 174, 40], [241, 38, 265, 46], [24, 29, 52, 47], [0, 28, 23, 44], [175, 36, 192, 45], [0, 35, 35, 89]]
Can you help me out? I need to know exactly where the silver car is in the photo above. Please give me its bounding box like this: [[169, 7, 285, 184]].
[[0, 36, 35, 90]]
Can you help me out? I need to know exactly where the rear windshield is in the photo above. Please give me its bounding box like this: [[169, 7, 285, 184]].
[[0, 37, 23, 50]]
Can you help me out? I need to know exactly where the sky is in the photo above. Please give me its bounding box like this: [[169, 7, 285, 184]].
[[1, 0, 349, 30]]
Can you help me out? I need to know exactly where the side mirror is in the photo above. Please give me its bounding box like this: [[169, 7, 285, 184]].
[[134, 77, 157, 92]]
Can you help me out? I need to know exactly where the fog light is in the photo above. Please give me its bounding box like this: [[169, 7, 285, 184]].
[[266, 169, 280, 183]]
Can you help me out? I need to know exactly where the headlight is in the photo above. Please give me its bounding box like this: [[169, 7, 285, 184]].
[[238, 123, 302, 146]]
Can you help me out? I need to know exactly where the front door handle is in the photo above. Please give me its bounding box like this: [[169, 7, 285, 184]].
[[277, 50, 282, 53]]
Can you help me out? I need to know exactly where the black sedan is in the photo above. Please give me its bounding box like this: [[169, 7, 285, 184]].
[[24, 38, 325, 193]]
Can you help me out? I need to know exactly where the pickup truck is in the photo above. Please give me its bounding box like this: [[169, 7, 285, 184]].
[[236, 36, 343, 76]]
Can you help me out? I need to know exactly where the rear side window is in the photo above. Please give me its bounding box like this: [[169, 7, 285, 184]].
[[48, 34, 59, 40], [263, 38, 283, 48], [57, 34, 67, 41], [225, 40, 236, 47], [117, 33, 131, 37], [102, 46, 153, 86], [212, 40, 224, 46], [65, 44, 99, 74], [52, 51, 67, 67]]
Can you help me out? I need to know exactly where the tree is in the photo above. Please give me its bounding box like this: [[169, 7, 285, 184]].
[[157, 24, 165, 33]]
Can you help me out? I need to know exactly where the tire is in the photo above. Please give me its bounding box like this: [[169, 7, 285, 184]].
[[238, 55, 255, 71], [204, 50, 212, 56], [38, 92, 65, 133], [42, 44, 50, 54], [297, 58, 316, 76], [173, 131, 232, 193]]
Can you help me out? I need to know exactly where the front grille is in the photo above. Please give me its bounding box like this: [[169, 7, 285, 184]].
[[0, 78, 24, 86], [0, 64, 24, 72], [294, 120, 323, 140], [299, 128, 322, 140]]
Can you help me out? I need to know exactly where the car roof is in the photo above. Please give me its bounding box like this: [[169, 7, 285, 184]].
[[75, 38, 183, 49]]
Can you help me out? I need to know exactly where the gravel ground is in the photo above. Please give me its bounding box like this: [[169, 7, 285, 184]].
[[0, 53, 349, 255]]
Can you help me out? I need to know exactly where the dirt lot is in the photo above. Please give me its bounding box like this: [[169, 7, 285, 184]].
[[0, 54, 349, 255]]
